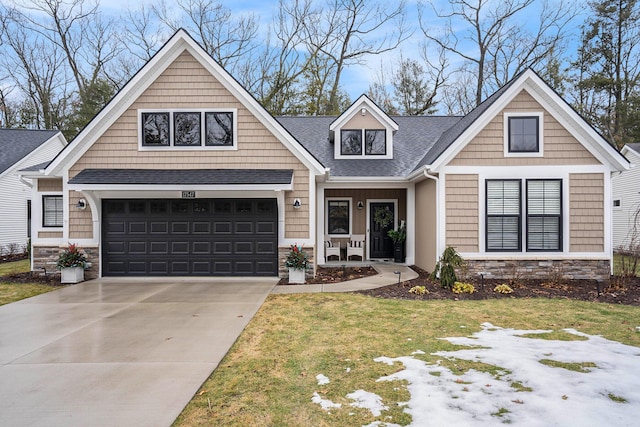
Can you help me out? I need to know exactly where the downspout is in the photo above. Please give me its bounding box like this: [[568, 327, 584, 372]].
[[423, 169, 440, 265]]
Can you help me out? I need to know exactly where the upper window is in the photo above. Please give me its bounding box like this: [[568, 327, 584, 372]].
[[140, 110, 235, 149], [43, 195, 63, 227], [327, 200, 350, 235], [504, 113, 543, 157], [340, 129, 386, 156]]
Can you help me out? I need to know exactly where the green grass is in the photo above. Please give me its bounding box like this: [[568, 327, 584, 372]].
[[0, 259, 30, 276], [173, 295, 640, 426], [0, 259, 59, 305]]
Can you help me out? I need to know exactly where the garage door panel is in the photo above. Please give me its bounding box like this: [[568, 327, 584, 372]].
[[103, 199, 278, 276]]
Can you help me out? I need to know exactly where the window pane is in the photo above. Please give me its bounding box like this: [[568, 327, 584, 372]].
[[509, 117, 539, 152], [365, 130, 385, 155], [487, 217, 519, 250], [328, 200, 349, 234], [527, 179, 561, 251], [487, 180, 520, 215], [43, 195, 63, 227], [341, 130, 362, 155], [142, 112, 170, 146], [205, 112, 233, 146], [174, 112, 201, 146]]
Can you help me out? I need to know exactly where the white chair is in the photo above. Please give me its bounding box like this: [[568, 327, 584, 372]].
[[325, 236, 341, 262], [347, 234, 365, 261]]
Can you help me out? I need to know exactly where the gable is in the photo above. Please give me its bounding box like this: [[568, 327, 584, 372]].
[[447, 90, 600, 167], [69, 51, 307, 178]]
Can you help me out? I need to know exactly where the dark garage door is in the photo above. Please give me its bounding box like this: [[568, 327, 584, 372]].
[[102, 199, 278, 276]]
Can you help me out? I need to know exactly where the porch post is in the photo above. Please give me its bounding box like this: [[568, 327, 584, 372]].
[[406, 183, 415, 265], [316, 185, 325, 264]]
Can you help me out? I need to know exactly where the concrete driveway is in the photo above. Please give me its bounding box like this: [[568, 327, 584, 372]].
[[0, 277, 277, 427]]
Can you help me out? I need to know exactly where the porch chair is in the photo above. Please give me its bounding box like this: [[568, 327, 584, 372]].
[[347, 234, 365, 261], [324, 235, 341, 262]]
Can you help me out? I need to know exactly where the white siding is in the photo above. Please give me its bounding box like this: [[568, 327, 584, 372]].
[[612, 147, 640, 251], [0, 136, 66, 255]]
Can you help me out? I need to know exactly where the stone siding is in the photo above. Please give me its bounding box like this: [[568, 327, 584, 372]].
[[33, 246, 99, 280], [278, 246, 315, 281], [463, 259, 610, 282]]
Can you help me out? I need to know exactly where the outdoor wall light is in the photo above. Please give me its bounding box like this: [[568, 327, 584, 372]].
[[361, 107, 366, 116], [357, 200, 364, 210], [76, 199, 87, 210], [293, 198, 302, 209]]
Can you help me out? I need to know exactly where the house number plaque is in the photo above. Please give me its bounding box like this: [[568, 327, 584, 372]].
[[181, 191, 196, 199]]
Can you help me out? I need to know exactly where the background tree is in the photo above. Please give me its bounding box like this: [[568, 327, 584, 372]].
[[572, 0, 640, 148], [420, 0, 576, 113]]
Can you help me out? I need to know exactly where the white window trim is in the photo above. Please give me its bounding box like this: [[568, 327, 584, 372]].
[[325, 197, 353, 237], [504, 112, 544, 158], [138, 108, 238, 151], [42, 194, 64, 228], [335, 128, 393, 160]]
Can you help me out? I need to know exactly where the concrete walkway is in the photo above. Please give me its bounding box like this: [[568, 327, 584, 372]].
[[0, 277, 277, 427], [272, 263, 418, 294]]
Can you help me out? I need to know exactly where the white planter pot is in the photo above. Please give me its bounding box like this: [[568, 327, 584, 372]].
[[288, 268, 306, 284], [61, 267, 85, 284]]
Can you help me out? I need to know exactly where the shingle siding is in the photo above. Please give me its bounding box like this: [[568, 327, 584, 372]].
[[569, 173, 604, 252]]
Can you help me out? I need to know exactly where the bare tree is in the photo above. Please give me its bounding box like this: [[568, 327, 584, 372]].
[[303, 0, 410, 114], [420, 0, 576, 111], [392, 47, 447, 115], [153, 0, 259, 83], [367, 61, 398, 115]]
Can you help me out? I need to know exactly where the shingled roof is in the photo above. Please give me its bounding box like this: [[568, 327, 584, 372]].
[[277, 116, 461, 177], [0, 129, 60, 175]]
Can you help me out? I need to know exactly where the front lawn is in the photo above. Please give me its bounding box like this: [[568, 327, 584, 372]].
[[174, 294, 640, 426], [0, 259, 60, 305]]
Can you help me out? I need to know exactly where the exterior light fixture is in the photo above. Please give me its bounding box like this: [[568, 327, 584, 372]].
[[76, 199, 87, 210], [293, 198, 302, 209], [357, 201, 364, 210], [361, 108, 366, 116]]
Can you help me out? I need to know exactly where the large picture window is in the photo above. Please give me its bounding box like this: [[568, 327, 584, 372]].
[[43, 195, 63, 227], [486, 180, 521, 251], [527, 180, 562, 251], [327, 200, 350, 235], [140, 110, 235, 148]]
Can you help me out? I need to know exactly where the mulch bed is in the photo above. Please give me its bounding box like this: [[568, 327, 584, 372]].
[[2, 271, 63, 286], [276, 266, 378, 286], [356, 266, 640, 306]]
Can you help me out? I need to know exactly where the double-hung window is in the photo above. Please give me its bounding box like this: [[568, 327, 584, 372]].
[[486, 179, 562, 252], [486, 180, 521, 251], [526, 180, 562, 251], [43, 195, 63, 227]]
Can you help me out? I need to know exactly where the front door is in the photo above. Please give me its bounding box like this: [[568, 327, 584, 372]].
[[369, 202, 394, 258]]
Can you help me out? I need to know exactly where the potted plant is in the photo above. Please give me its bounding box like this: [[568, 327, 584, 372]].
[[57, 243, 88, 283], [388, 220, 406, 263], [284, 244, 310, 284]]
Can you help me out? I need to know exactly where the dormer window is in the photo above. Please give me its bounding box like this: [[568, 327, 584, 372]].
[[331, 95, 398, 160], [340, 129, 386, 156]]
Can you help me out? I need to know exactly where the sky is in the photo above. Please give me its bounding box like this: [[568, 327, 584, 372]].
[[312, 323, 640, 426]]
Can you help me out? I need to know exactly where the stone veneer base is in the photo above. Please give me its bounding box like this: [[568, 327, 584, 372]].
[[32, 246, 99, 280], [463, 259, 610, 282]]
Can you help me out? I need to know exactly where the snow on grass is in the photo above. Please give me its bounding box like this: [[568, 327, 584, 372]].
[[346, 389, 389, 416], [316, 374, 330, 385], [312, 323, 640, 425], [311, 391, 341, 410]]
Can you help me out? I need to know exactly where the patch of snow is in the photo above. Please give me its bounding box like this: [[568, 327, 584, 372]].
[[346, 367, 351, 373], [316, 374, 330, 385], [373, 323, 640, 426], [411, 350, 425, 355], [311, 392, 341, 410], [347, 389, 389, 417], [362, 422, 402, 427]]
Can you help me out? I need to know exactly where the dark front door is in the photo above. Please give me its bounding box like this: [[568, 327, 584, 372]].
[[369, 202, 394, 258], [102, 198, 278, 276]]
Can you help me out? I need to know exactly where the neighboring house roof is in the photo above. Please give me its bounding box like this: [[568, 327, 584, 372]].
[[625, 143, 640, 157], [276, 116, 460, 177], [0, 129, 60, 175], [68, 168, 294, 185]]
